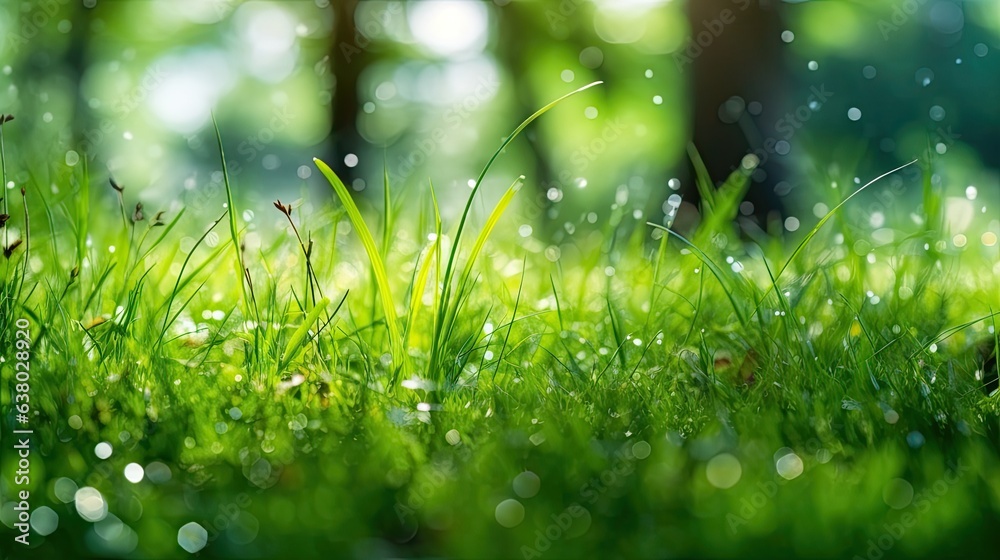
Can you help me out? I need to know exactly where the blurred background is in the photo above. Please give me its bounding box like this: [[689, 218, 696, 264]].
[[0, 0, 997, 246]]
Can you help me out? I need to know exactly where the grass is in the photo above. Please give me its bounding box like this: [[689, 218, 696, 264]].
[[0, 88, 998, 559]]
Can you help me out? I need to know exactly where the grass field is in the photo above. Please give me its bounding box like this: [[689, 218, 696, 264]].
[[1, 86, 998, 559]]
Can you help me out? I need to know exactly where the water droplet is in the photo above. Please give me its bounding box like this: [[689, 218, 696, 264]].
[[561, 69, 574, 82], [95, 442, 113, 459], [781, 30, 795, 43], [807, 60, 818, 71], [75, 487, 108, 522], [31, 506, 59, 536], [929, 105, 945, 121], [915, 68, 934, 86], [883, 478, 914, 509], [513, 472, 540, 498], [65, 150, 80, 166], [653, 95, 663, 105], [177, 522, 209, 553], [495, 499, 525, 528], [706, 453, 742, 489], [124, 463, 144, 483], [579, 46, 604, 69], [974, 43, 989, 57], [344, 153, 358, 168], [584, 106, 598, 119], [775, 452, 803, 480]]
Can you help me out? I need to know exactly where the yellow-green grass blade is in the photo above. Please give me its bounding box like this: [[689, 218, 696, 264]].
[[750, 159, 918, 319], [457, 175, 524, 296], [693, 164, 751, 248], [432, 82, 602, 374], [687, 143, 717, 213], [279, 296, 330, 373], [406, 236, 439, 348], [439, 82, 602, 315], [647, 222, 748, 327], [313, 157, 408, 378], [211, 114, 251, 321]]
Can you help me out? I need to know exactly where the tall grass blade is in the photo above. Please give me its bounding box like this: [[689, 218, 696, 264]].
[[313, 157, 408, 380], [279, 296, 331, 373]]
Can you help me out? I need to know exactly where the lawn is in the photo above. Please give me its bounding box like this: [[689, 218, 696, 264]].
[[1, 85, 998, 560]]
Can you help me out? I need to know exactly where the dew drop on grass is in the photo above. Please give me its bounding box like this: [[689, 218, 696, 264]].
[[915, 67, 934, 86], [645, 69, 653, 78], [75, 487, 108, 522], [124, 463, 144, 483], [95, 442, 113, 459], [445, 429, 461, 446], [907, 431, 925, 448], [145, 462, 172, 484], [863, 65, 877, 79], [780, 30, 795, 43], [632, 440, 651, 459], [53, 479, 79, 504], [965, 185, 977, 200], [65, 150, 80, 166], [974, 43, 989, 57], [807, 60, 818, 71], [775, 452, 803, 480], [668, 178, 680, 190], [344, 153, 358, 168], [513, 471, 540, 498], [584, 106, 598, 119], [929, 105, 946, 121], [495, 499, 524, 528], [68, 415, 83, 429], [705, 453, 741, 489], [883, 478, 914, 509], [847, 107, 862, 121], [560, 69, 574, 82], [177, 522, 209, 553], [579, 46, 604, 69], [30, 506, 59, 536]]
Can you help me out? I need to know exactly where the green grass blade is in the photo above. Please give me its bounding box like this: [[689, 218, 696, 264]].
[[211, 114, 251, 321], [313, 157, 408, 379], [456, 175, 524, 294], [687, 143, 717, 212], [440, 82, 602, 314], [647, 222, 748, 327], [751, 159, 918, 318], [431, 82, 602, 375], [279, 296, 331, 373]]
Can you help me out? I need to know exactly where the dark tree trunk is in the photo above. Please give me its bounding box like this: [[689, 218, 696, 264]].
[[329, 0, 367, 178], [686, 0, 789, 212]]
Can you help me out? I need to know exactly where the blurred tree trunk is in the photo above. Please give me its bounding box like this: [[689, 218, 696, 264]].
[[686, 0, 788, 214], [329, 0, 367, 178]]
